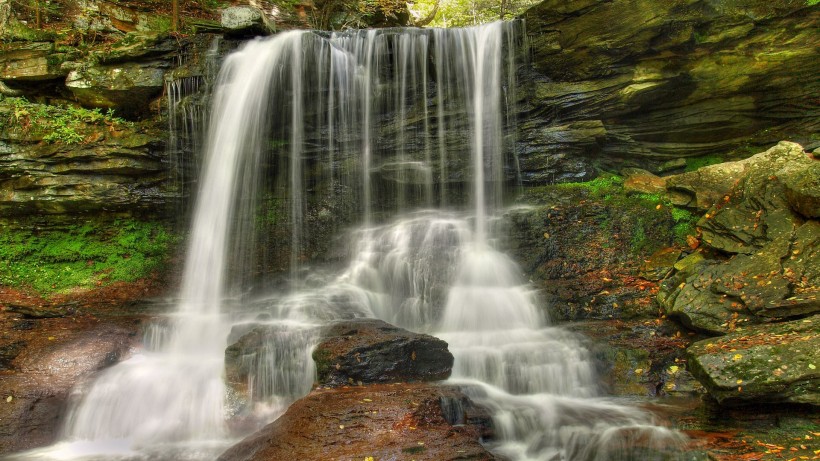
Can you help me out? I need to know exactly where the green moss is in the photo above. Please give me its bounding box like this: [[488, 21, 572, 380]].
[[312, 348, 332, 382], [1, 96, 132, 144], [518, 173, 702, 256], [685, 154, 724, 172], [0, 218, 177, 296], [553, 174, 624, 198]]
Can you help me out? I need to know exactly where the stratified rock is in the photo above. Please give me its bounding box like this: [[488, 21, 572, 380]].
[[313, 319, 453, 387], [66, 63, 165, 114], [686, 316, 820, 406], [217, 383, 497, 461], [0, 135, 170, 215], [0, 42, 67, 81], [516, 120, 605, 183], [519, 1, 818, 172], [220, 6, 271, 36]]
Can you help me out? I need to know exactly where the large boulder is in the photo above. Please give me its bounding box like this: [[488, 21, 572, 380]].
[[658, 142, 820, 334], [686, 315, 819, 406], [220, 6, 272, 36], [312, 319, 454, 387], [217, 383, 497, 461]]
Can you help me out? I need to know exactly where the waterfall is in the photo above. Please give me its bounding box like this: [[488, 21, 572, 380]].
[[10, 22, 685, 461]]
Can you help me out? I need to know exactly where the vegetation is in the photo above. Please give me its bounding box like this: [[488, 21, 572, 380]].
[[409, 0, 540, 27], [0, 218, 177, 295], [519, 174, 700, 251], [1, 96, 132, 144], [685, 154, 724, 172]]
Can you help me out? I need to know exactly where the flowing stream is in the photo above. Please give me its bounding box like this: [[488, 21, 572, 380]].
[[10, 22, 686, 461]]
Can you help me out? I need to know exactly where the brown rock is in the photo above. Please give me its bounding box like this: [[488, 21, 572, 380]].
[[217, 383, 497, 461], [623, 169, 667, 195]]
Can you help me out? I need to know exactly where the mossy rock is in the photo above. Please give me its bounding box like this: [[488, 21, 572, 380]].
[[687, 315, 820, 406]]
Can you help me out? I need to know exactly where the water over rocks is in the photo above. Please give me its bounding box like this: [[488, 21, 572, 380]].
[[312, 319, 454, 387], [217, 383, 498, 461], [0, 310, 142, 453]]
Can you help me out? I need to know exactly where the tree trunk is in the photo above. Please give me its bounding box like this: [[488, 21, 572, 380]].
[[172, 0, 179, 32]]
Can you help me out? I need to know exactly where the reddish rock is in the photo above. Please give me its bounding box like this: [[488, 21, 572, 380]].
[[0, 311, 142, 454], [217, 383, 497, 461]]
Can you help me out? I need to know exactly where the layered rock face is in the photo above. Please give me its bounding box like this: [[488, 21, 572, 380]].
[[519, 0, 819, 180]]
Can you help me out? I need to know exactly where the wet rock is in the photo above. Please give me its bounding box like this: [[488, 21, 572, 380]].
[[516, 120, 605, 183], [217, 383, 497, 461], [224, 322, 318, 414], [686, 315, 820, 406], [313, 319, 453, 387], [220, 6, 271, 36], [66, 62, 165, 115], [0, 314, 140, 454]]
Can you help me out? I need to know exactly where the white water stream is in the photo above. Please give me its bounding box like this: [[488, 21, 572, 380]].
[[8, 23, 686, 461]]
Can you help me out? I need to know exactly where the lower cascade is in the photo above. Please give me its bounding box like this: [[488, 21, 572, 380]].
[[10, 22, 687, 461]]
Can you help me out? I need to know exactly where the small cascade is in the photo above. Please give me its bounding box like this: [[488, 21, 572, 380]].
[[11, 22, 687, 461]]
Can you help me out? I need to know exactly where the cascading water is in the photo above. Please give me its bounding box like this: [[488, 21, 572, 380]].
[[8, 22, 687, 461]]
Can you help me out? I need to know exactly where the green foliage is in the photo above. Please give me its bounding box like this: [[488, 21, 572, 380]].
[[1, 97, 131, 144], [519, 173, 700, 254], [0, 218, 177, 295], [553, 174, 625, 197], [409, 0, 540, 27], [808, 0, 819, 5]]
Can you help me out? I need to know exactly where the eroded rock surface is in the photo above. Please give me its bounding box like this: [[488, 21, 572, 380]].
[[519, 1, 819, 175]]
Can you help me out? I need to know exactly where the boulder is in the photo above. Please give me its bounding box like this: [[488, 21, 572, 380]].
[[782, 160, 820, 219], [639, 247, 681, 281], [224, 322, 319, 415], [658, 143, 820, 334], [623, 169, 667, 195], [312, 319, 454, 387], [220, 6, 271, 36], [217, 383, 497, 461], [66, 63, 165, 115], [686, 315, 819, 406]]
